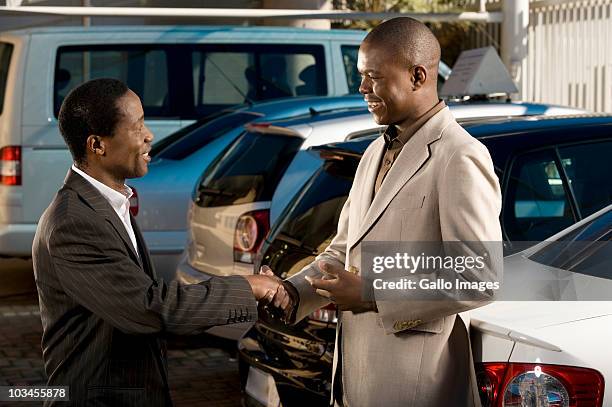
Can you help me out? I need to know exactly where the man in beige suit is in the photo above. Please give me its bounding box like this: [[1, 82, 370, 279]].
[[267, 17, 502, 406]]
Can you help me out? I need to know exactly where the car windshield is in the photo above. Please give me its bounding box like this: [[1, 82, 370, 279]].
[[270, 150, 359, 254], [528, 207, 612, 278], [195, 130, 303, 207], [152, 111, 260, 160]]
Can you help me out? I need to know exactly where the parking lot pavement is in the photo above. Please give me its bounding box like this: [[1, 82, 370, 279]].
[[0, 293, 244, 407], [0, 258, 36, 297]]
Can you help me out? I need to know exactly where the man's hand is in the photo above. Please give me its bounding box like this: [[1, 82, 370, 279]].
[[244, 269, 293, 317], [305, 260, 376, 313], [259, 266, 297, 323]]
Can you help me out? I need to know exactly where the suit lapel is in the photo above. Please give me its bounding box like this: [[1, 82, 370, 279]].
[[349, 108, 454, 249], [131, 215, 156, 279], [64, 169, 142, 266], [357, 137, 385, 224]]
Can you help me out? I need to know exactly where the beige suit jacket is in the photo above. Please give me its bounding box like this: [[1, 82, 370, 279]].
[[288, 107, 502, 407]]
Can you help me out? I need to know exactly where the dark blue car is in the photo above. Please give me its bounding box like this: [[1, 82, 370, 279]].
[[240, 114, 612, 406]]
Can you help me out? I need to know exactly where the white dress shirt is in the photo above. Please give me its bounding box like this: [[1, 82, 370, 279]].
[[71, 165, 140, 258]]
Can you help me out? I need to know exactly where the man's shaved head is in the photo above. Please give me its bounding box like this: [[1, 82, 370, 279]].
[[363, 17, 441, 74], [357, 17, 442, 129]]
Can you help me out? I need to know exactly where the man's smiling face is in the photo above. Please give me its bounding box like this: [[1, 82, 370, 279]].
[[100, 90, 154, 181], [357, 42, 416, 127]]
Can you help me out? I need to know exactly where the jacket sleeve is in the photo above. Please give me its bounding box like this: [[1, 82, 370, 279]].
[[375, 138, 503, 334], [286, 193, 351, 323], [48, 214, 258, 336]]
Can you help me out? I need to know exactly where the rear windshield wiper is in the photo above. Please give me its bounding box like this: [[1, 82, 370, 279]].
[[196, 187, 237, 200], [274, 233, 318, 255]]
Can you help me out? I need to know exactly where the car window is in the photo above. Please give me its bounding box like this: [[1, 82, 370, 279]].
[[191, 45, 326, 116], [503, 149, 576, 241], [55, 44, 326, 119], [195, 130, 303, 207], [55, 47, 170, 118], [0, 42, 13, 115], [341, 45, 360, 94], [278, 155, 356, 248], [528, 209, 612, 278], [558, 140, 612, 218], [266, 152, 358, 277], [154, 111, 260, 160]]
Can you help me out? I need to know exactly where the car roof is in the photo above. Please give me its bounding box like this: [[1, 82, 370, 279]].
[[261, 107, 370, 130], [261, 103, 594, 139], [151, 96, 367, 159], [239, 95, 363, 116], [313, 114, 612, 154], [462, 114, 612, 138], [447, 101, 586, 118], [2, 25, 367, 38]]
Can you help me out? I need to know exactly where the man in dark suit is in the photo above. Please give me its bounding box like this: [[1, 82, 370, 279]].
[[32, 78, 291, 406]]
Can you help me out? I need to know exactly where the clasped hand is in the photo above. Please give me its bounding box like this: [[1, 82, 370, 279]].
[[245, 267, 293, 321], [306, 260, 376, 313], [253, 260, 377, 324]]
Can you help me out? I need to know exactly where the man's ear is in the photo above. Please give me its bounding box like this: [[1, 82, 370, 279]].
[[86, 135, 106, 157], [412, 65, 428, 90]]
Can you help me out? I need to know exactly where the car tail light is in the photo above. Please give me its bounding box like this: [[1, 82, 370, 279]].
[[476, 362, 604, 407], [0, 146, 21, 186], [128, 186, 138, 216], [309, 303, 337, 323], [233, 209, 269, 264]]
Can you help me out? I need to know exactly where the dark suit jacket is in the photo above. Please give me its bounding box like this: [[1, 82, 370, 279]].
[[32, 169, 257, 406]]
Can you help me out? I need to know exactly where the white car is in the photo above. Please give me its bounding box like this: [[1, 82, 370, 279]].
[[470, 204, 612, 406]]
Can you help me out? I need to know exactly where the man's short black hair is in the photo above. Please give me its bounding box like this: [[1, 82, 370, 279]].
[[58, 78, 129, 165]]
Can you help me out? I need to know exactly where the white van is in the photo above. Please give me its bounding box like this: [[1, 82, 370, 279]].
[[0, 25, 368, 258]]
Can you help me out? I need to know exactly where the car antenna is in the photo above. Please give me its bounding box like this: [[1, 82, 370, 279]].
[[207, 57, 254, 106]]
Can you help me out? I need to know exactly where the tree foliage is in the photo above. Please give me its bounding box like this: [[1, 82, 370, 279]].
[[332, 0, 482, 66]]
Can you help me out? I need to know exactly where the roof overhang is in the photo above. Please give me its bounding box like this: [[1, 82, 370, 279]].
[[0, 6, 503, 23]]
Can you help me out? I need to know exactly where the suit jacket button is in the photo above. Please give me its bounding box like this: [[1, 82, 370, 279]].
[[394, 321, 408, 330]]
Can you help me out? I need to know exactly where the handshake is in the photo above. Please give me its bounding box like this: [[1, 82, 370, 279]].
[[244, 265, 296, 323], [244, 259, 374, 323]]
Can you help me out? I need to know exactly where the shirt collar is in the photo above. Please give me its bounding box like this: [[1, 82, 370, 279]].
[[71, 164, 133, 214], [383, 100, 446, 148]]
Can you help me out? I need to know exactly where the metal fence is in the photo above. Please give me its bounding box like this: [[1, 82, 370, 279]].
[[466, 0, 612, 112]]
